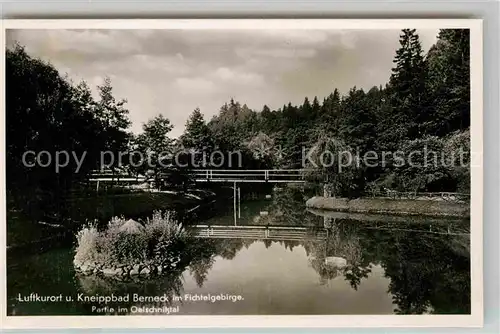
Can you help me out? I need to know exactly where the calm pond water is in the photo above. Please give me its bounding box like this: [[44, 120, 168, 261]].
[[7, 188, 471, 315]]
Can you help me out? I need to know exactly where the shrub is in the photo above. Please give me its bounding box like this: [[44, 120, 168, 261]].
[[74, 211, 187, 270], [444, 130, 470, 193], [144, 211, 185, 243], [74, 222, 100, 267], [394, 136, 454, 192], [112, 232, 147, 264], [144, 211, 187, 265]]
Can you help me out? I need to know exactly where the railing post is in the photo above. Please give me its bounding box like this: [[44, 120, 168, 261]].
[[233, 181, 237, 225], [238, 186, 241, 219]]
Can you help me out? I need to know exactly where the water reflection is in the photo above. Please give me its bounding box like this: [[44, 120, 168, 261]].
[[75, 239, 217, 314], [71, 217, 469, 315], [8, 187, 470, 315]]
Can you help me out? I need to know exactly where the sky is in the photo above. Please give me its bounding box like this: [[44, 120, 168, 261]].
[[7, 29, 438, 138]]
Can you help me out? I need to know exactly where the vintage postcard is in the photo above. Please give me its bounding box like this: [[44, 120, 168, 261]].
[[0, 19, 483, 329]]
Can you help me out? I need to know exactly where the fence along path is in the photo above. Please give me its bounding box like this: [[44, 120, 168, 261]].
[[88, 169, 308, 183]]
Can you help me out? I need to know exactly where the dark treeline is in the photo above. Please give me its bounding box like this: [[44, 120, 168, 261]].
[[179, 29, 471, 197], [6, 29, 470, 221], [6, 44, 132, 219]]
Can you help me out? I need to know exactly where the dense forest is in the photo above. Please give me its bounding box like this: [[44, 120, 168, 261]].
[[6, 29, 471, 219], [6, 45, 131, 217], [179, 29, 471, 197]]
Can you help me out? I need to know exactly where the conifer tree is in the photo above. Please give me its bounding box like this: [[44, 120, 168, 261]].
[[182, 108, 212, 151], [311, 96, 321, 120], [320, 89, 341, 133], [382, 29, 427, 149], [425, 29, 470, 135], [301, 97, 312, 121], [95, 77, 132, 160]]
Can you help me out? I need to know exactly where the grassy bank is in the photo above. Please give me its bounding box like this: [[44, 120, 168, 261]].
[[7, 190, 212, 250], [66, 192, 200, 224], [305, 196, 470, 218], [306, 208, 469, 224]]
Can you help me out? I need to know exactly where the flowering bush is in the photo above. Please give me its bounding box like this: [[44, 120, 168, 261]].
[[74, 222, 100, 267], [73, 211, 187, 274]]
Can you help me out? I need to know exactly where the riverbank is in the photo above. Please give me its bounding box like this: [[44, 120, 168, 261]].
[[307, 208, 469, 224], [6, 188, 222, 253], [305, 196, 470, 218], [7, 194, 471, 316]]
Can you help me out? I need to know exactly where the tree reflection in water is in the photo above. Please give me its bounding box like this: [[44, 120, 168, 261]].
[[77, 218, 470, 315], [315, 218, 470, 314], [263, 186, 470, 314], [77, 186, 470, 315], [305, 218, 370, 287], [76, 238, 217, 314]]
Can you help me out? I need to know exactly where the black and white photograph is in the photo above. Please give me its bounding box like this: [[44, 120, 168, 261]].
[[1, 19, 482, 328]]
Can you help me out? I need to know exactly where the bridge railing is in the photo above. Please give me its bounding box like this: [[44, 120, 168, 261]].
[[189, 223, 468, 240], [88, 169, 310, 183], [189, 225, 327, 240], [192, 169, 308, 183]]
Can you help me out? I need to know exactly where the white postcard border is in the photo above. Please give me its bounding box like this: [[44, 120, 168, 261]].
[[0, 18, 483, 329]]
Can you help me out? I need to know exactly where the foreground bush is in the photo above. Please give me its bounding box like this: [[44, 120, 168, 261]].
[[73, 211, 187, 278]]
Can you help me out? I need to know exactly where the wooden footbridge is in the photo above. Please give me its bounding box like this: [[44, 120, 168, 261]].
[[89, 169, 308, 184], [88, 169, 308, 224], [191, 169, 307, 183], [188, 222, 469, 242], [190, 225, 327, 241]]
